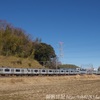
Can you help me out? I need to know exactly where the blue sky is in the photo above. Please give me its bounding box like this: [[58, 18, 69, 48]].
[[0, 0, 100, 68]]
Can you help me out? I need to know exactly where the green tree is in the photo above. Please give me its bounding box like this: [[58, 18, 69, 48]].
[[0, 20, 34, 57], [34, 43, 56, 66]]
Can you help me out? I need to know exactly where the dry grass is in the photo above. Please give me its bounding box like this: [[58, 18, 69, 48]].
[[0, 55, 42, 68], [0, 75, 100, 100]]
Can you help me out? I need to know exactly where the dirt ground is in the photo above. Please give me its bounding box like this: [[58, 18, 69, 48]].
[[0, 75, 100, 100]]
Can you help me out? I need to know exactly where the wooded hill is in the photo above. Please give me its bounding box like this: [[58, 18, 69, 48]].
[[0, 20, 79, 68], [0, 20, 56, 68]]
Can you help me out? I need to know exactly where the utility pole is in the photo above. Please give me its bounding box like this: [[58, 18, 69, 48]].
[[59, 42, 64, 61], [55, 42, 64, 69]]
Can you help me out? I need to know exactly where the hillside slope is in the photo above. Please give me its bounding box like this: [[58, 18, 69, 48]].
[[0, 56, 42, 68]]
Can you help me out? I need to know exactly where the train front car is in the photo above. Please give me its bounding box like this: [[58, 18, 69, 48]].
[[0, 67, 4, 76], [76, 68, 87, 74]]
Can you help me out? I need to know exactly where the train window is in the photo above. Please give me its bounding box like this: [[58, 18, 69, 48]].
[[71, 71, 73, 72], [49, 70, 52, 72], [77, 71, 79, 72], [16, 69, 20, 72], [34, 70, 38, 72], [27, 69, 31, 72], [0, 69, 3, 71], [21, 69, 24, 72], [42, 70, 45, 72], [28, 70, 30, 72], [66, 71, 68, 72], [5, 69, 10, 72], [61, 70, 64, 72], [80, 69, 86, 71], [11, 69, 14, 72], [31, 70, 33, 72]]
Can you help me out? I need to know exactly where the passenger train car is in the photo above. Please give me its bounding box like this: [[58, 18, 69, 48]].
[[0, 67, 100, 76]]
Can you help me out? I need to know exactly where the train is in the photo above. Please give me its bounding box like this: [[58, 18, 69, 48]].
[[0, 67, 100, 76]]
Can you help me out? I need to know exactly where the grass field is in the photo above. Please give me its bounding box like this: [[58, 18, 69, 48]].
[[0, 55, 42, 68], [0, 75, 100, 100]]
